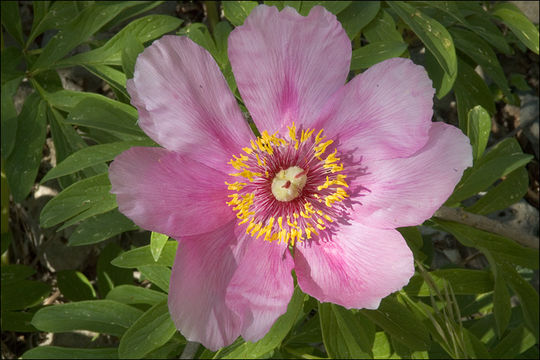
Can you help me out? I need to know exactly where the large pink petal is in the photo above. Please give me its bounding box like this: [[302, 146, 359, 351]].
[[127, 35, 254, 172], [351, 122, 472, 229], [228, 5, 351, 134], [295, 221, 414, 309], [314, 58, 435, 162], [168, 221, 247, 351], [226, 237, 294, 342], [109, 147, 233, 238]]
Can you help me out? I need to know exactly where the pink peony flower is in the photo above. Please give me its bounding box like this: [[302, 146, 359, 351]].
[[109, 5, 472, 351]]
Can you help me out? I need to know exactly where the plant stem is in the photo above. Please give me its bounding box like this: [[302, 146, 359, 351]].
[[433, 206, 539, 249], [180, 341, 200, 359], [204, 1, 219, 34]]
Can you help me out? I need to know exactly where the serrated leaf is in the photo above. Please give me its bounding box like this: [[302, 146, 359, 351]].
[[338, 1, 379, 40], [56, 270, 97, 301], [106, 285, 167, 305], [222, 1, 258, 26], [350, 41, 408, 70], [31, 300, 143, 336], [69, 209, 138, 246], [5, 93, 47, 202], [112, 241, 178, 268], [467, 105, 491, 162], [40, 173, 117, 228], [119, 299, 176, 359], [388, 1, 456, 78], [21, 346, 118, 359], [491, 2, 539, 54], [138, 265, 171, 293]]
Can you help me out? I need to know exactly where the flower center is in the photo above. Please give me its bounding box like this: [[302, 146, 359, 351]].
[[225, 123, 349, 246], [271, 166, 307, 202]]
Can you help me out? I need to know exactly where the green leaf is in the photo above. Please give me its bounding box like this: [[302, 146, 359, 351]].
[[222, 1, 258, 26], [69, 209, 138, 246], [41, 140, 153, 183], [337, 1, 379, 40], [1, 310, 37, 332], [372, 332, 392, 358], [492, 265, 511, 339], [122, 33, 145, 79], [350, 41, 408, 70], [214, 286, 304, 359], [214, 21, 234, 67], [180, 22, 217, 61], [56, 270, 97, 301], [5, 93, 47, 202], [151, 232, 170, 262], [467, 105, 491, 163], [490, 324, 537, 358], [434, 220, 539, 270], [491, 3, 539, 54], [319, 303, 374, 358], [424, 47, 455, 99], [119, 299, 176, 359], [1, 1, 24, 46], [65, 97, 144, 139], [21, 346, 118, 359], [1, 280, 51, 311], [299, 1, 351, 16], [466, 167, 529, 215], [106, 285, 167, 305], [462, 328, 491, 359], [55, 15, 182, 68], [1, 264, 35, 284], [40, 173, 117, 228], [1, 73, 22, 158], [450, 27, 512, 100], [43, 89, 136, 114], [387, 1, 456, 78], [112, 241, 178, 268], [31, 300, 143, 336], [97, 243, 134, 297], [363, 9, 403, 43], [361, 296, 431, 350], [83, 64, 129, 101], [138, 265, 171, 293], [31, 2, 139, 71], [27, 1, 79, 46], [404, 269, 494, 297], [398, 226, 426, 262]]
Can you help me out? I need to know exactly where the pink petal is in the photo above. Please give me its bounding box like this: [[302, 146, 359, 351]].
[[351, 122, 472, 229], [228, 5, 351, 134], [168, 221, 247, 351], [226, 237, 294, 342], [314, 58, 435, 162], [109, 147, 233, 238], [127, 35, 254, 172], [294, 221, 414, 309]]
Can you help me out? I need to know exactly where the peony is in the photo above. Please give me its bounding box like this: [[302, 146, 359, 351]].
[[109, 5, 472, 351]]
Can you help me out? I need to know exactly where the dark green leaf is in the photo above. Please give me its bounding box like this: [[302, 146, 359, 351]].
[[119, 299, 176, 359], [1, 280, 51, 311], [213, 21, 233, 67], [97, 243, 134, 297], [319, 303, 374, 358], [361, 296, 431, 350], [83, 64, 129, 101], [350, 42, 408, 70], [27, 1, 79, 45], [5, 93, 47, 202], [40, 173, 117, 228], [1, 76, 22, 158], [122, 33, 145, 79], [398, 226, 426, 262], [490, 324, 537, 358], [112, 241, 178, 268], [138, 265, 171, 293], [299, 1, 351, 16], [22, 346, 118, 359], [492, 265, 511, 338], [106, 285, 167, 305], [151, 232, 170, 262], [387, 1, 456, 78], [363, 9, 403, 43], [69, 209, 138, 246], [1, 264, 35, 284], [1, 1, 24, 46], [337, 1, 379, 40], [404, 269, 493, 296], [424, 47, 455, 99], [1, 310, 37, 332], [467, 105, 491, 163], [222, 1, 258, 26], [31, 300, 143, 336], [491, 3, 539, 54], [462, 328, 491, 359], [56, 270, 97, 301]]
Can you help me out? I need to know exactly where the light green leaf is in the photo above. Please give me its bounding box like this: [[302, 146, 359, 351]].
[[350, 42, 408, 70], [122, 33, 145, 79], [372, 332, 392, 358], [106, 285, 167, 305], [151, 232, 170, 262], [361, 296, 431, 350], [1, 1, 24, 46], [41, 140, 153, 183], [138, 265, 171, 293], [44, 89, 137, 114], [5, 93, 47, 202], [119, 299, 176, 359], [69, 209, 138, 246], [112, 241, 178, 268], [404, 269, 493, 297], [338, 1, 379, 40], [31, 300, 143, 336], [214, 286, 304, 359], [57, 270, 97, 301], [363, 9, 403, 43], [387, 1, 456, 78], [83, 64, 129, 101], [214, 21, 233, 67], [467, 105, 491, 162], [39, 173, 117, 228], [21, 346, 118, 359], [223, 1, 258, 26], [491, 2, 539, 54], [319, 303, 374, 358]]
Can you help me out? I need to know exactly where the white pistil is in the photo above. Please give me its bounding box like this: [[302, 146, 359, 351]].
[[271, 166, 308, 202]]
